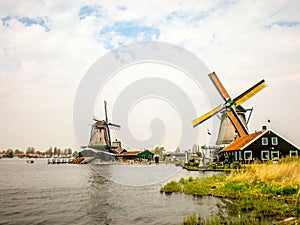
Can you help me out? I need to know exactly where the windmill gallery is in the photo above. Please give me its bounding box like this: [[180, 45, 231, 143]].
[[79, 72, 300, 165]]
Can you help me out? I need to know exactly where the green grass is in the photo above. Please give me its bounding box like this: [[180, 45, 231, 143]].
[[181, 214, 269, 225], [161, 158, 300, 224]]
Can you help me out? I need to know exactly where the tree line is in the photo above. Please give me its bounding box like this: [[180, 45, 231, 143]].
[[0, 147, 76, 158]]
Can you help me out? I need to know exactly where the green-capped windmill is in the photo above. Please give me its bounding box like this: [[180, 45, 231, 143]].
[[192, 72, 266, 144], [88, 101, 121, 152]]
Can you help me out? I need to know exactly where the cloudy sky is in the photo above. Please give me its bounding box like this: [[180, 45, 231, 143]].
[[1, 0, 300, 151]]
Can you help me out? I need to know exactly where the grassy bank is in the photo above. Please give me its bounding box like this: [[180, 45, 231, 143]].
[[161, 158, 300, 224]]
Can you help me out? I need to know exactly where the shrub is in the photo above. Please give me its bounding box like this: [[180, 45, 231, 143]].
[[280, 186, 298, 195], [161, 180, 182, 193], [179, 177, 186, 185], [231, 161, 241, 169]]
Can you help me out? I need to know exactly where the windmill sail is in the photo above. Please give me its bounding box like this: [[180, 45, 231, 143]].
[[192, 72, 266, 143], [192, 104, 224, 127], [234, 80, 266, 107], [209, 72, 230, 100]]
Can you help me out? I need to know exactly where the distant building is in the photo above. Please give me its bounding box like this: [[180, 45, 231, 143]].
[[220, 126, 300, 163], [115, 150, 141, 160], [114, 149, 155, 161], [137, 150, 154, 161], [112, 139, 122, 149]]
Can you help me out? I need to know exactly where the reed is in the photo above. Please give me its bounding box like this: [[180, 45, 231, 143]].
[[181, 214, 268, 225], [227, 158, 300, 187], [162, 158, 300, 224]]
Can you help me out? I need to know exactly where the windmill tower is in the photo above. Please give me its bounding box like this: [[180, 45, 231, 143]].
[[89, 101, 121, 152], [216, 106, 248, 144], [193, 72, 266, 145]]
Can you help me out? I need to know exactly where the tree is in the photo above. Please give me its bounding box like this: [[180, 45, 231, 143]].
[[46, 147, 53, 157], [53, 147, 58, 156], [67, 148, 72, 155], [6, 149, 14, 158], [14, 149, 23, 155], [195, 151, 202, 157], [56, 148, 61, 156], [36, 150, 43, 156], [72, 151, 78, 158], [153, 146, 165, 154], [26, 147, 35, 154]]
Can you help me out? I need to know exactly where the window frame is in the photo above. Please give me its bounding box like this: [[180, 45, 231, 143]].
[[271, 137, 278, 145], [290, 150, 298, 157], [262, 137, 268, 145], [244, 151, 252, 161], [261, 150, 269, 161], [271, 150, 279, 160]]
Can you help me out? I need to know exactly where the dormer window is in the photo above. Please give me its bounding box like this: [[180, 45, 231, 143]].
[[262, 137, 268, 145], [271, 137, 278, 145]]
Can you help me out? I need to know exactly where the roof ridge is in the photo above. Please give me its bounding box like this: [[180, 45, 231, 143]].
[[221, 130, 264, 152]]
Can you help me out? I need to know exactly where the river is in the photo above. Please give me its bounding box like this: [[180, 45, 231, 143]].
[[0, 158, 230, 224]]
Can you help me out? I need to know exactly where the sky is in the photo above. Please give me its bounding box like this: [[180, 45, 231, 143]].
[[0, 0, 300, 151]]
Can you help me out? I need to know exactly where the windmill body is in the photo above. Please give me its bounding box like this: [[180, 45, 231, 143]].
[[89, 122, 110, 148], [87, 101, 121, 152], [79, 101, 121, 163], [193, 72, 266, 145], [216, 106, 248, 145]]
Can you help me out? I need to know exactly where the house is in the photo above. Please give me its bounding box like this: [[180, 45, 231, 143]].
[[137, 150, 154, 161], [114, 149, 154, 161], [220, 126, 300, 163], [115, 150, 141, 161]]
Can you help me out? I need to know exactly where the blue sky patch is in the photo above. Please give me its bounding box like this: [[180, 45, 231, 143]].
[[78, 5, 102, 20], [117, 5, 126, 11], [165, 0, 238, 25], [166, 10, 212, 24], [100, 21, 160, 49], [265, 21, 300, 29], [1, 15, 49, 31]]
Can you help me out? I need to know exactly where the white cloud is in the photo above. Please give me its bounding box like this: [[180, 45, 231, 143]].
[[0, 0, 300, 150]]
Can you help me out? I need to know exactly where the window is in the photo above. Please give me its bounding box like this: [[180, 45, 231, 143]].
[[271, 151, 279, 160], [244, 151, 252, 161], [271, 137, 278, 145], [261, 151, 269, 160], [262, 137, 268, 145], [290, 150, 298, 157], [235, 151, 238, 161]]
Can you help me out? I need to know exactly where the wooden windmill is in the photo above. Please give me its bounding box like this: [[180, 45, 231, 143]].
[[88, 101, 121, 152], [192, 72, 266, 144]]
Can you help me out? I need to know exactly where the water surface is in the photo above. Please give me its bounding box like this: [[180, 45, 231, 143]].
[[0, 158, 228, 224]]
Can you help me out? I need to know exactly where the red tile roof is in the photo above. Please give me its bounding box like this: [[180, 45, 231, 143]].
[[221, 131, 264, 152], [120, 150, 142, 156]]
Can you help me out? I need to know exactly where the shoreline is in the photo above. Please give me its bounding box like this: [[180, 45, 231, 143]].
[[162, 158, 300, 224]]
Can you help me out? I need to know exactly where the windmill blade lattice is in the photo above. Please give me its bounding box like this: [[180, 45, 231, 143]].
[[192, 72, 266, 139]]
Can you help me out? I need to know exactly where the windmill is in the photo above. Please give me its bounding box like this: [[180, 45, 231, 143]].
[[192, 72, 266, 144], [88, 101, 121, 152]]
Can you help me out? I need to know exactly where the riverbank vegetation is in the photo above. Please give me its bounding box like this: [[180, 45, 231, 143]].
[[161, 158, 300, 224], [0, 147, 75, 158]]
